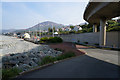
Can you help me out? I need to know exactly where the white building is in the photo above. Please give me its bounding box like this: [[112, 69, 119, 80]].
[[65, 27, 71, 31], [54, 32, 58, 35], [73, 26, 82, 31], [23, 33, 30, 39], [61, 27, 65, 31], [56, 29, 59, 32]]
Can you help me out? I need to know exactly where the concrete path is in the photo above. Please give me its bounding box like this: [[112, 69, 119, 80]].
[[79, 48, 119, 66], [17, 47, 120, 78]]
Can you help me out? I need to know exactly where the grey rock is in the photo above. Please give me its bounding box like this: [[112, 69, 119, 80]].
[[43, 51, 47, 54], [47, 51, 52, 54], [21, 53, 29, 58], [36, 54, 42, 58], [28, 61, 38, 67], [31, 58, 39, 63], [22, 59, 31, 64], [28, 53, 36, 58], [15, 64, 19, 67], [40, 53, 45, 57], [2, 56, 9, 62], [19, 64, 31, 71], [9, 60, 19, 64], [36, 58, 42, 63], [57, 51, 62, 54]]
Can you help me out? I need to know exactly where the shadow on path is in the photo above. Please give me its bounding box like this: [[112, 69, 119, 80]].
[[16, 54, 120, 78]]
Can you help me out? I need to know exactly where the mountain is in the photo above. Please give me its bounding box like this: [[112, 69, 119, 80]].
[[1, 29, 17, 33], [79, 22, 88, 25], [26, 21, 64, 31], [3, 21, 65, 33]]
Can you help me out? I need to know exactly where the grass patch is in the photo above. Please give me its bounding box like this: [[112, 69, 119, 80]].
[[40, 37, 49, 43], [84, 42, 88, 44], [56, 52, 76, 60], [2, 67, 22, 80], [40, 56, 56, 65], [39, 37, 63, 43], [40, 52, 76, 65], [100, 47, 120, 51], [94, 43, 99, 46]]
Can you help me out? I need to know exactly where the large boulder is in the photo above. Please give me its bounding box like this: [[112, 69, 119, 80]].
[[56, 51, 62, 54], [18, 64, 31, 71], [2, 56, 9, 62], [27, 52, 36, 58], [28, 61, 38, 67], [31, 58, 39, 64], [9, 60, 19, 64]]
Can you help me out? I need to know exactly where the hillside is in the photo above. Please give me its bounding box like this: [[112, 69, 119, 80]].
[[27, 21, 64, 31], [1, 29, 17, 33]]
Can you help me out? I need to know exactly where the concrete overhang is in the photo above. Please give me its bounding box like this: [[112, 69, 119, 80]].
[[84, 1, 120, 25]]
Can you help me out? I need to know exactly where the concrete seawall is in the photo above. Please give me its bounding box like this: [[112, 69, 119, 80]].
[[42, 31, 119, 48], [60, 32, 120, 48]]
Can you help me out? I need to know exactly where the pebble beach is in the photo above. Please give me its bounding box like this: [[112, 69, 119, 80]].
[[0, 35, 39, 57]]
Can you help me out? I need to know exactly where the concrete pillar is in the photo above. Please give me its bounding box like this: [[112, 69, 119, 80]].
[[99, 19, 106, 47], [93, 24, 97, 32]]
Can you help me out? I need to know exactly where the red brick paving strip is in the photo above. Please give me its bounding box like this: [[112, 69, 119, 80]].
[[49, 42, 86, 56], [75, 44, 89, 49]]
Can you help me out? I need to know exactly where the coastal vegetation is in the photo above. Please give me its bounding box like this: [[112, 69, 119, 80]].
[[2, 51, 75, 79], [2, 68, 22, 79], [40, 52, 75, 65], [39, 37, 63, 43], [52, 20, 120, 34]]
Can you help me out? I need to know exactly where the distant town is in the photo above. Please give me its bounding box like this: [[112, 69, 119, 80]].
[[2, 18, 120, 41]]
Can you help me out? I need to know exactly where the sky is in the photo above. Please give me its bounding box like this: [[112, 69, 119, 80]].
[[1, 1, 89, 29]]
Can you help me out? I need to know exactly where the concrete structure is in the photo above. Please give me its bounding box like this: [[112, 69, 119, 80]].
[[59, 32, 120, 48], [84, 1, 120, 47], [40, 32, 120, 48], [93, 24, 97, 32]]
